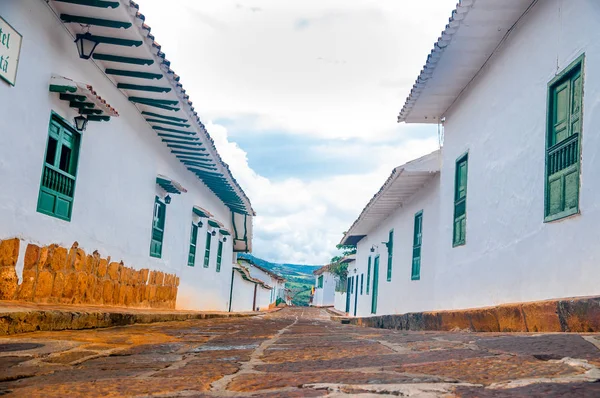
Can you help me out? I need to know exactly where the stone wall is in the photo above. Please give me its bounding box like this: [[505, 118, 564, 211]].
[[0, 238, 179, 308], [334, 296, 600, 333]]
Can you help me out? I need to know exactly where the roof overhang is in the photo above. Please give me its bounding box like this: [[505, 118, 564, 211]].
[[50, 75, 119, 120], [208, 219, 224, 229], [233, 264, 273, 289], [341, 150, 441, 245], [46, 0, 254, 215], [313, 264, 330, 276], [398, 0, 536, 124], [340, 254, 356, 264], [239, 258, 286, 282], [192, 206, 213, 218], [156, 174, 186, 194]]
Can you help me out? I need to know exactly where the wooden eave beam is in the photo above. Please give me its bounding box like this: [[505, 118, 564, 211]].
[[93, 53, 154, 65], [105, 69, 163, 80], [117, 83, 171, 93], [152, 126, 194, 135], [88, 35, 142, 47], [146, 119, 190, 128], [60, 14, 131, 29], [54, 0, 119, 8], [142, 111, 187, 122]]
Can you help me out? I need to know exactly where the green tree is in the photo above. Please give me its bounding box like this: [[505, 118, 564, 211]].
[[328, 233, 356, 292]]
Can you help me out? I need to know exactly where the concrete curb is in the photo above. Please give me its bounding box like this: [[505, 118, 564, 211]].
[[0, 307, 262, 335], [332, 295, 600, 333]]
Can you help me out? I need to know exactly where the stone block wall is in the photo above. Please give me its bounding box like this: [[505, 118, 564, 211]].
[[0, 238, 179, 309], [337, 296, 600, 333]]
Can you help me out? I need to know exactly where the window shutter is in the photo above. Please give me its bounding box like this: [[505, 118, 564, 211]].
[[545, 56, 583, 221], [360, 274, 364, 295], [188, 223, 198, 266], [366, 257, 371, 294], [412, 211, 423, 280], [386, 229, 394, 281], [150, 197, 166, 258], [37, 115, 80, 221], [203, 231, 212, 267], [216, 241, 223, 272], [453, 154, 468, 246]]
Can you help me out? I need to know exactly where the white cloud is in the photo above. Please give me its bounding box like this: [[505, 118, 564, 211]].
[[208, 121, 438, 263], [136, 0, 454, 263], [138, 0, 454, 140]]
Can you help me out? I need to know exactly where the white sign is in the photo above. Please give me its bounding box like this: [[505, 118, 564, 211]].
[[0, 16, 23, 86]]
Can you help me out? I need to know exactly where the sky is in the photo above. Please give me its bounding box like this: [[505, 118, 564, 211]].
[[137, 0, 455, 264]]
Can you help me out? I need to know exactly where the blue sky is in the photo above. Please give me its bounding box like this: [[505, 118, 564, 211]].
[[137, 0, 455, 264]]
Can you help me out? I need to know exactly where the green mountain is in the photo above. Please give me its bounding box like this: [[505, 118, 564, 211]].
[[238, 253, 321, 306]]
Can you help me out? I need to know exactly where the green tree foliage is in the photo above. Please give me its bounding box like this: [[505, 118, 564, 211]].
[[328, 234, 356, 292]]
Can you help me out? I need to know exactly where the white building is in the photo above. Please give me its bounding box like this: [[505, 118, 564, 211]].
[[312, 265, 337, 308], [0, 0, 254, 311], [312, 255, 354, 310], [341, 0, 600, 317], [240, 258, 287, 306], [229, 262, 272, 312]]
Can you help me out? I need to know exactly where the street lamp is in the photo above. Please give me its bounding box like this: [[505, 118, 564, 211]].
[[74, 115, 88, 132], [74, 32, 99, 60]]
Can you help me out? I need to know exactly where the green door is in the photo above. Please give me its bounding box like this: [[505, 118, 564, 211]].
[[371, 256, 379, 314]]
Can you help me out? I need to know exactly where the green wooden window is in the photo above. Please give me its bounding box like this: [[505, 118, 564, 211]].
[[203, 231, 212, 267], [545, 55, 584, 221], [37, 114, 81, 221], [187, 223, 198, 266], [386, 229, 394, 281], [412, 210, 423, 280], [216, 240, 223, 272], [366, 256, 371, 294], [150, 197, 166, 258], [453, 153, 468, 246], [371, 256, 379, 314], [360, 274, 364, 295], [317, 275, 323, 288]]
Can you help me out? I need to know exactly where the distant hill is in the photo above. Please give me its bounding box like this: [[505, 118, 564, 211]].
[[238, 253, 321, 306]]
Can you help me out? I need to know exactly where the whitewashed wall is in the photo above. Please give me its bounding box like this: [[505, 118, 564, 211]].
[[352, 0, 600, 317], [334, 291, 347, 313], [256, 285, 272, 311], [0, 0, 240, 311], [247, 265, 283, 305], [230, 271, 255, 312], [312, 272, 336, 307], [352, 176, 440, 317], [436, 0, 600, 311]]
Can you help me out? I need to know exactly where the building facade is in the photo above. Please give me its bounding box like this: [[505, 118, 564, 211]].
[[240, 258, 287, 306], [342, 0, 599, 317], [229, 262, 272, 312], [312, 265, 337, 308], [0, 0, 254, 311]]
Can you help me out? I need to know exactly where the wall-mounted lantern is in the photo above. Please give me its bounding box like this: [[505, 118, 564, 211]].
[[211, 230, 217, 237], [370, 245, 378, 253], [197, 220, 204, 228], [74, 115, 88, 131], [164, 195, 172, 204], [74, 32, 99, 60]]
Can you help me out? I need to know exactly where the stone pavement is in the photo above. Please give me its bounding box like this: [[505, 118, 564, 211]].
[[1, 307, 599, 397]]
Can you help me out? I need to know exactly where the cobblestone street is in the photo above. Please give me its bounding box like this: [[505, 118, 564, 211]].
[[1, 307, 600, 397]]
